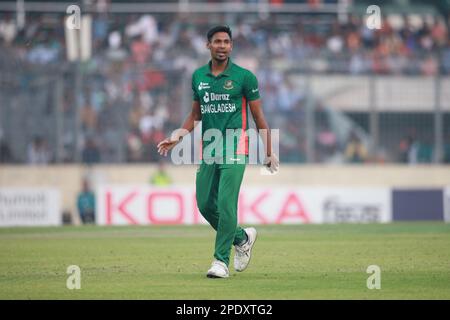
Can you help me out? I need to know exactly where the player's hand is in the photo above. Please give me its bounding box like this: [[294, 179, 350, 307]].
[[264, 153, 279, 174], [157, 136, 182, 157]]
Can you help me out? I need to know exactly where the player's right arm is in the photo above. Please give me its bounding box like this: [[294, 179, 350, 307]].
[[157, 100, 201, 157]]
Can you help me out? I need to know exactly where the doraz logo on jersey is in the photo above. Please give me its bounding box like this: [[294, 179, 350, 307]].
[[203, 92, 210, 103], [203, 92, 230, 103]]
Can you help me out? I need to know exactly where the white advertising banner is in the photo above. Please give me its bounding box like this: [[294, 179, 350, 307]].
[[444, 187, 450, 223], [96, 186, 391, 225], [0, 188, 61, 227]]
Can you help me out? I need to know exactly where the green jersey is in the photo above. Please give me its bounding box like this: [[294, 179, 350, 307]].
[[192, 58, 260, 161]]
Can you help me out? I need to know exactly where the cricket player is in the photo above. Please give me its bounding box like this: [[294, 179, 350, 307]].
[[157, 25, 279, 278]]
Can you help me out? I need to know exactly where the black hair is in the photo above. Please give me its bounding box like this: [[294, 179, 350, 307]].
[[207, 25, 232, 42]]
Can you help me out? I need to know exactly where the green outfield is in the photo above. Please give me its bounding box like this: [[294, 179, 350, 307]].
[[0, 223, 449, 299]]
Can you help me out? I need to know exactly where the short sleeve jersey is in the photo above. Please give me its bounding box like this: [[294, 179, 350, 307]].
[[191, 58, 260, 159]]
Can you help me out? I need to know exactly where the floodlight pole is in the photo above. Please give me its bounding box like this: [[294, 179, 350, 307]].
[[434, 71, 443, 163], [369, 74, 379, 159]]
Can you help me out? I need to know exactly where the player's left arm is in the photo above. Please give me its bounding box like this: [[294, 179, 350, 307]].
[[249, 100, 271, 157], [249, 100, 279, 172], [245, 71, 279, 172]]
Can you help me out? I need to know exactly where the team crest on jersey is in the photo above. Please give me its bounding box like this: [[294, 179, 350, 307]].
[[223, 80, 234, 90]]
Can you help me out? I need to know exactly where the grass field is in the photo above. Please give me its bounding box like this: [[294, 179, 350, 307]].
[[0, 223, 449, 299]]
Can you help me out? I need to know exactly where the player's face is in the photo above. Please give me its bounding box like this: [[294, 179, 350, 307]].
[[207, 32, 232, 62]]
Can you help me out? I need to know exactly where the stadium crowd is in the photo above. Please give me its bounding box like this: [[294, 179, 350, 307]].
[[0, 9, 449, 164]]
